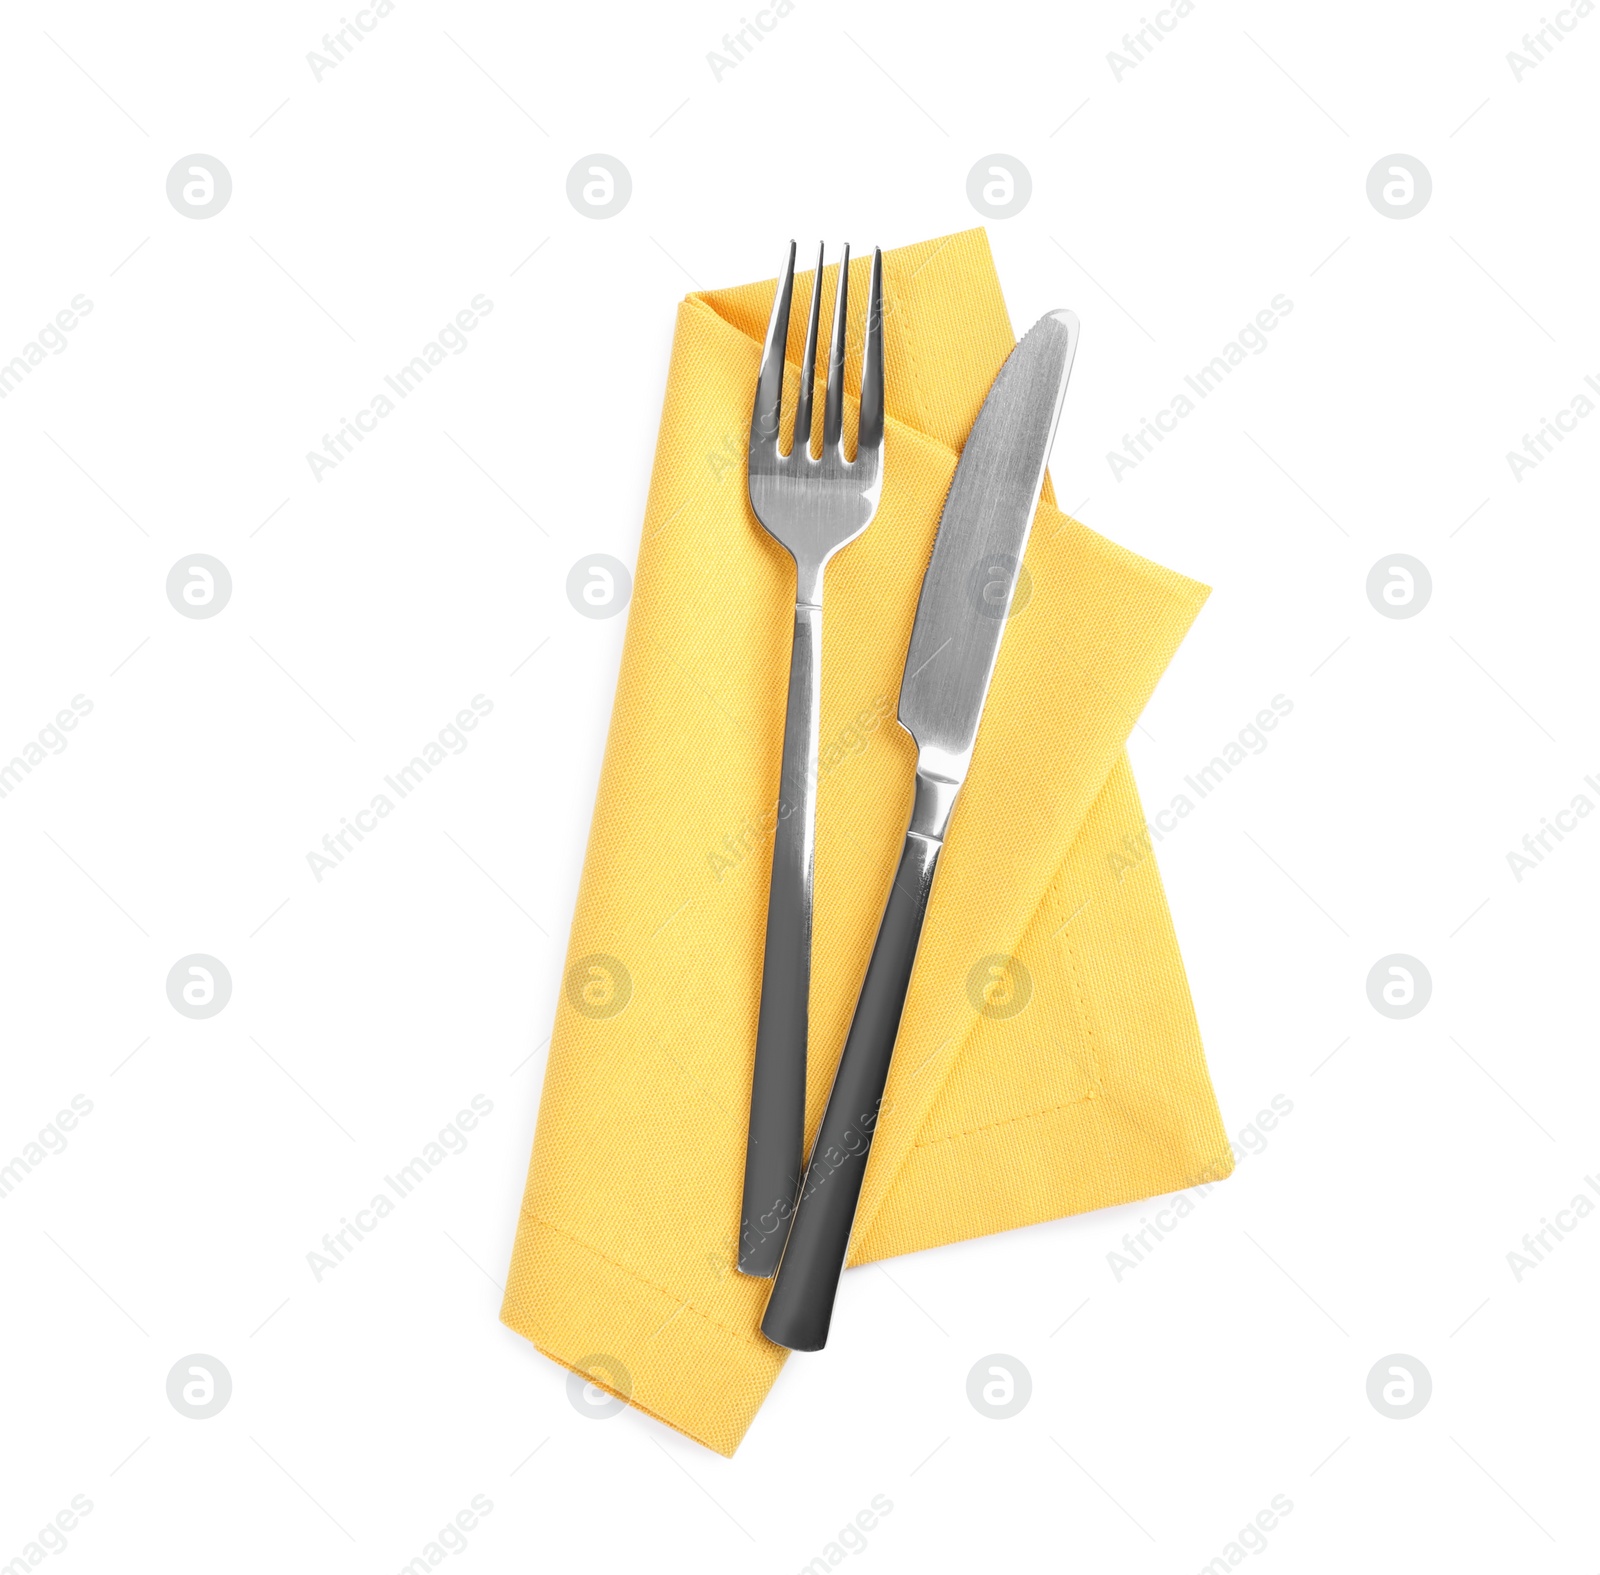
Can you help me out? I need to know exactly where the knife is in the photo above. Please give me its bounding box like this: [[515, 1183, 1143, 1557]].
[[760, 308, 1080, 1351]]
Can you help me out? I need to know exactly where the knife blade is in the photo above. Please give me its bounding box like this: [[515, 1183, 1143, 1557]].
[[760, 309, 1080, 1351]]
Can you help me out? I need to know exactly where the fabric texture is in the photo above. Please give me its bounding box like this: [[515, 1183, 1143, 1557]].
[[501, 228, 1232, 1456]]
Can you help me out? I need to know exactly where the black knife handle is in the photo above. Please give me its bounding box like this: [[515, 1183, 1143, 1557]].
[[761, 822, 943, 1351]]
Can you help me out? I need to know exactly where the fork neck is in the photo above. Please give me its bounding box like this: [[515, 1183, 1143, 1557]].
[[792, 558, 826, 608]]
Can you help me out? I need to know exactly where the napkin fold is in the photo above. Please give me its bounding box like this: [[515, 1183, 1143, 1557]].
[[501, 228, 1232, 1455]]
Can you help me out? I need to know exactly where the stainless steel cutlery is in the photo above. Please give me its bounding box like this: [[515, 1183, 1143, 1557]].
[[739, 241, 886, 1278], [732, 235, 1081, 1344], [760, 308, 1081, 1350]]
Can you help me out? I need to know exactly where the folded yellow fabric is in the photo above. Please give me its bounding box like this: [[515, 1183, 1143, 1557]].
[[501, 228, 1232, 1455]]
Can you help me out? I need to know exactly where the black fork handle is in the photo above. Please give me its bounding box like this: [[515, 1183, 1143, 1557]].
[[739, 601, 823, 1275], [761, 826, 941, 1351]]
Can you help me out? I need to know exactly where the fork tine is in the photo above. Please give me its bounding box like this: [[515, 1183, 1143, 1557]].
[[752, 240, 797, 453], [821, 242, 851, 453], [858, 247, 885, 457], [790, 243, 825, 461]]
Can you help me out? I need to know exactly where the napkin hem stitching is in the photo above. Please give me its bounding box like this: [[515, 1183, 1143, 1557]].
[[910, 1090, 1098, 1150], [887, 256, 934, 438], [520, 1210, 773, 1350], [1061, 878, 1106, 1098], [909, 862, 1107, 1154]]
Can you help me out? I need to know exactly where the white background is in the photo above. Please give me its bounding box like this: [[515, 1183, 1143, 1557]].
[[2, 1, 1596, 1571]]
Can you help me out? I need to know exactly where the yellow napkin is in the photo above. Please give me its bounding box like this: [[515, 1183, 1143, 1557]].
[[501, 228, 1232, 1455]]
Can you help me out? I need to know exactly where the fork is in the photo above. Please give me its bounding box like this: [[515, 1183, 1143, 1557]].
[[738, 239, 886, 1277]]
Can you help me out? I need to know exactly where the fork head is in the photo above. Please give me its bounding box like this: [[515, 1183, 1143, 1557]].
[[748, 240, 885, 605]]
